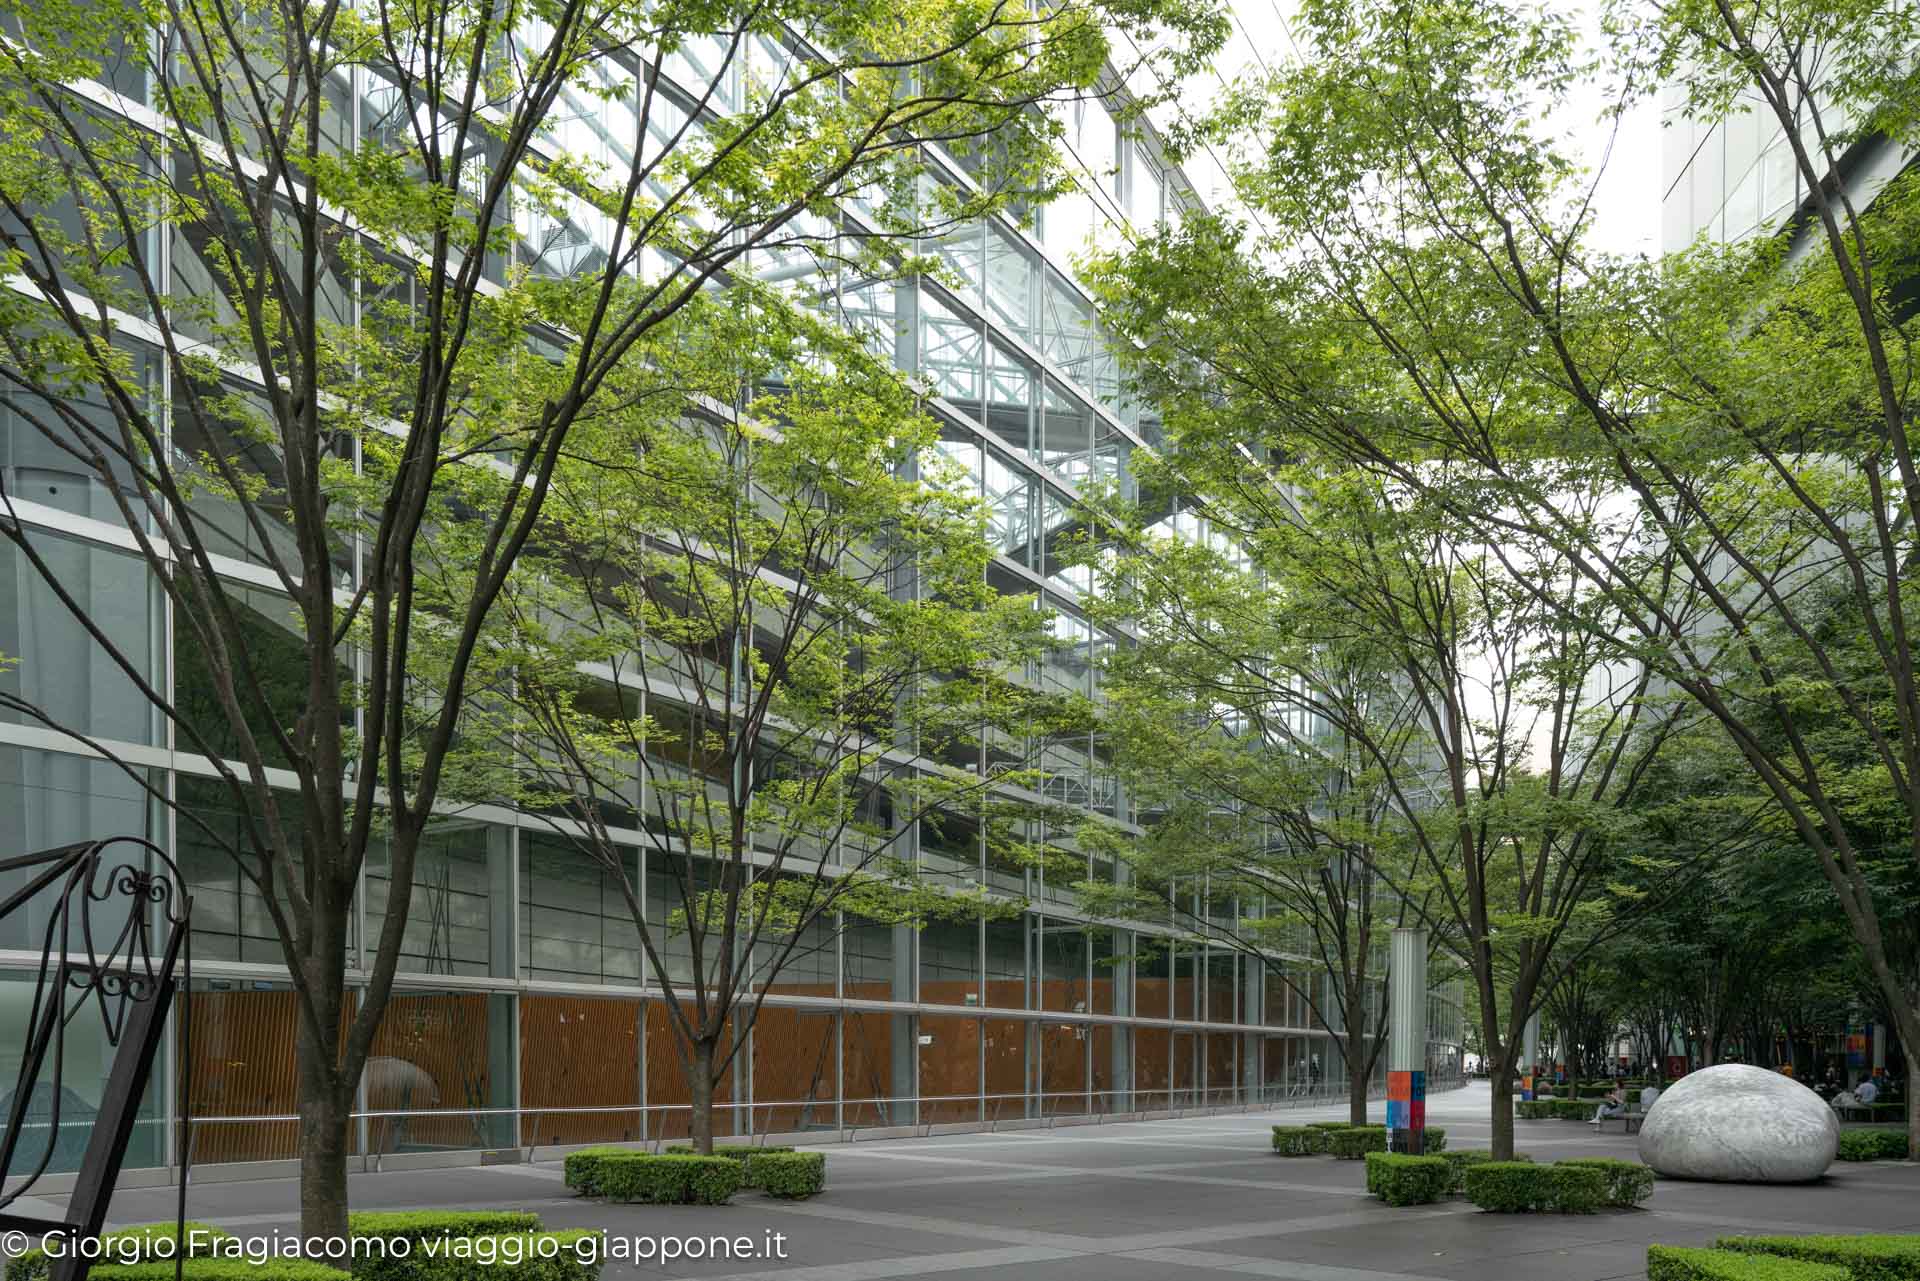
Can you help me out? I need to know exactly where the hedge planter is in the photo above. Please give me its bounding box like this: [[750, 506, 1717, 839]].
[[563, 1146, 639, 1196], [1463, 1161, 1606, 1213], [401, 1231, 604, 1281], [1325, 1125, 1388, 1159], [88, 1264, 351, 1281], [10, 1224, 235, 1281], [1363, 1153, 1452, 1206], [1718, 1233, 1920, 1278], [348, 1212, 547, 1281], [1440, 1150, 1529, 1193], [755, 1152, 827, 1199], [1648, 1246, 1848, 1281], [1836, 1130, 1911, 1161], [598, 1153, 741, 1205], [1556, 1158, 1655, 1208], [664, 1145, 797, 1190], [1271, 1126, 1319, 1157]]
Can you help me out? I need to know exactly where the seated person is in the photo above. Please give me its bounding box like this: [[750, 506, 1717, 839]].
[[1831, 1088, 1860, 1111], [1589, 1086, 1627, 1124], [1857, 1078, 1880, 1106]]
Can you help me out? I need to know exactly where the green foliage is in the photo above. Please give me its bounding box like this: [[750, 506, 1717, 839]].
[[1647, 1246, 1849, 1281], [1837, 1131, 1912, 1162], [753, 1152, 828, 1199], [1557, 1158, 1655, 1207], [595, 1154, 740, 1205], [1080, 0, 1920, 1167], [1364, 1153, 1452, 1206], [10, 1224, 234, 1281], [0, 0, 1232, 1231], [1304, 1121, 1354, 1131], [399, 1232, 603, 1281], [663, 1145, 796, 1189], [1718, 1234, 1920, 1280], [1423, 1127, 1448, 1153], [348, 1212, 548, 1281], [1324, 1125, 1388, 1159], [1548, 1165, 1607, 1214], [1516, 1100, 1556, 1120], [1440, 1150, 1529, 1194], [1463, 1162, 1604, 1213], [1271, 1126, 1320, 1156], [91, 1264, 350, 1281], [349, 1212, 544, 1242], [562, 1148, 635, 1196]]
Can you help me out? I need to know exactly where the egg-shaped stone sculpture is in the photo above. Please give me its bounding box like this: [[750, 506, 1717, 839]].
[[1638, 1063, 1839, 1182]]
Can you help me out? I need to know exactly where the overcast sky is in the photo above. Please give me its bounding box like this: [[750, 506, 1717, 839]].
[[1156, 0, 1664, 255]]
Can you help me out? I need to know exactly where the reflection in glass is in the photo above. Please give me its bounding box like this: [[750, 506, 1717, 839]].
[[0, 534, 155, 745]]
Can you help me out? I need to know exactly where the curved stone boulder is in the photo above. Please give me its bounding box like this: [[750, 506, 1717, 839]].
[[1637, 1064, 1838, 1183]]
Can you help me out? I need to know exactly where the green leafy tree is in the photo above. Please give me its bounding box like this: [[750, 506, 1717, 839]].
[[488, 288, 1074, 1152], [1077, 508, 1445, 1123], [1086, 0, 1920, 1154], [0, 0, 1227, 1234], [1079, 460, 1691, 1157]]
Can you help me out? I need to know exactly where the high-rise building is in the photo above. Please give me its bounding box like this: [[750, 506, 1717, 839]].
[[0, 25, 1465, 1180], [1661, 85, 1913, 253]]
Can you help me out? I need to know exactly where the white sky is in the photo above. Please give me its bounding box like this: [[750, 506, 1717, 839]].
[[1152, 0, 1663, 256]]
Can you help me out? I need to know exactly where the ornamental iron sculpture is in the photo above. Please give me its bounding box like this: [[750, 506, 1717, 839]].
[[0, 838, 192, 1281]]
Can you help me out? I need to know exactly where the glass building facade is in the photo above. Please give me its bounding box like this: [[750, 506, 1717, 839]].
[[1660, 84, 1913, 254], [0, 32, 1466, 1176]]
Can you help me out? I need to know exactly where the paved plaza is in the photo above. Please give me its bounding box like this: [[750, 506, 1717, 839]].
[[38, 1083, 1920, 1281]]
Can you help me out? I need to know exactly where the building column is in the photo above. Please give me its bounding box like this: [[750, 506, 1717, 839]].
[[890, 924, 915, 1126], [1242, 961, 1261, 1103]]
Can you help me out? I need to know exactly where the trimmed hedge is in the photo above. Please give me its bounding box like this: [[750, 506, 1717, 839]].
[[1557, 1157, 1655, 1208], [1325, 1125, 1388, 1159], [1548, 1164, 1607, 1214], [1439, 1150, 1531, 1193], [1648, 1247, 1848, 1281], [1837, 1130, 1912, 1162], [90, 1264, 349, 1281], [561, 1146, 638, 1196], [348, 1212, 546, 1281], [1423, 1127, 1448, 1154], [596, 1153, 740, 1205], [349, 1212, 544, 1244], [1516, 1100, 1555, 1120], [1719, 1233, 1920, 1279], [10, 1223, 236, 1281], [664, 1144, 796, 1190], [402, 1231, 603, 1281], [755, 1151, 827, 1199], [1463, 1161, 1606, 1213], [1516, 1099, 1593, 1120], [1304, 1121, 1355, 1133], [1363, 1153, 1452, 1206], [1272, 1126, 1319, 1156]]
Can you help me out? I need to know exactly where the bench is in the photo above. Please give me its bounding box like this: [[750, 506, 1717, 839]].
[[1597, 1110, 1645, 1134]]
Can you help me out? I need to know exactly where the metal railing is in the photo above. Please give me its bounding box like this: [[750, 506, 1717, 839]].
[[147, 1074, 1468, 1172]]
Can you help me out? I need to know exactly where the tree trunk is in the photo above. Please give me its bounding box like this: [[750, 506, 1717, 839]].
[[688, 1036, 716, 1155], [295, 1013, 350, 1256], [1348, 1039, 1370, 1125], [1488, 1049, 1516, 1161]]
